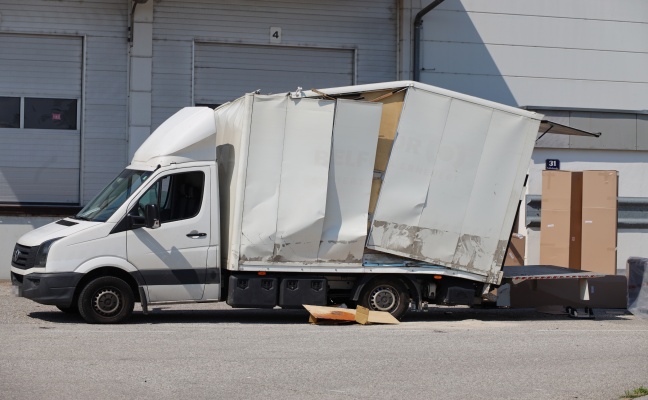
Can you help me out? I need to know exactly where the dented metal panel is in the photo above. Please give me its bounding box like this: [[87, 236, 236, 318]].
[[367, 86, 541, 281], [239, 95, 289, 262], [273, 99, 335, 262], [367, 88, 452, 227], [317, 99, 382, 263]]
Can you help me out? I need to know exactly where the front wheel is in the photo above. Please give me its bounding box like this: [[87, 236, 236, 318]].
[[358, 278, 410, 320], [78, 276, 134, 324]]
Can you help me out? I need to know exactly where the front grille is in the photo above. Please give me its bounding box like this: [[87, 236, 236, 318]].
[[11, 244, 37, 270]]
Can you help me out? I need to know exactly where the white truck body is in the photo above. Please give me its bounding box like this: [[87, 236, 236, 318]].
[[216, 81, 540, 284], [10, 81, 600, 323]]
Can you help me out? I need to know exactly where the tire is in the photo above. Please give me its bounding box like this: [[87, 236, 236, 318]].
[[358, 278, 410, 320], [78, 276, 134, 324], [56, 304, 79, 314]]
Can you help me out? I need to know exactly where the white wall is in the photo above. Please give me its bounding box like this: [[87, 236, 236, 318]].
[[414, 0, 648, 110], [0, 217, 59, 280]]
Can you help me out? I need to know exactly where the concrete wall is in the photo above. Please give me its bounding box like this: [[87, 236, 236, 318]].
[[411, 0, 648, 110], [0, 217, 59, 280]]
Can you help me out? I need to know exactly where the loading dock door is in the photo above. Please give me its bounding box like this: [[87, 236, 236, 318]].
[[194, 43, 354, 106], [0, 34, 82, 204]]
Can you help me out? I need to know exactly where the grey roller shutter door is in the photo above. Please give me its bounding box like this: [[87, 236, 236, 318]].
[[0, 34, 82, 204], [194, 43, 354, 106]]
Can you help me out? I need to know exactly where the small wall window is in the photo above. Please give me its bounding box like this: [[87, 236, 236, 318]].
[[0, 97, 78, 130], [24, 98, 78, 130], [0, 97, 21, 128]]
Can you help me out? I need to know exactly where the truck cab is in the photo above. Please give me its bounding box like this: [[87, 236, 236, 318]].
[[12, 108, 222, 323]]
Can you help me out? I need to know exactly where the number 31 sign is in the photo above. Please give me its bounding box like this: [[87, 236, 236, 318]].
[[545, 159, 560, 170]]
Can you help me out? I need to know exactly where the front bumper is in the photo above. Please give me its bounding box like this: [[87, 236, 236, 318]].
[[12, 272, 84, 307]]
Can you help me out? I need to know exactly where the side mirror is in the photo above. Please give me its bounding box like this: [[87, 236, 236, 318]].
[[144, 204, 161, 229]]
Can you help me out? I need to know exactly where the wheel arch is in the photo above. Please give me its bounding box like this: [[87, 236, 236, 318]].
[[73, 265, 143, 304], [351, 274, 420, 306]]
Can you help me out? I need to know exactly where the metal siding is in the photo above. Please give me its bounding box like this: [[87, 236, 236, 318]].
[[0, 0, 128, 204], [152, 0, 396, 129], [423, 42, 648, 84], [419, 2, 648, 111], [639, 115, 648, 151], [151, 40, 192, 129], [0, 34, 82, 203], [194, 43, 354, 106], [422, 7, 648, 53], [436, 0, 648, 24]]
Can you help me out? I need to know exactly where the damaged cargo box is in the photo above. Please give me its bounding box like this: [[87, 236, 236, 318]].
[[216, 81, 542, 284]]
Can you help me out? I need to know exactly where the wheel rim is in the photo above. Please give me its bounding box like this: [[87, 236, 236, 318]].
[[92, 288, 122, 316], [369, 285, 399, 312]]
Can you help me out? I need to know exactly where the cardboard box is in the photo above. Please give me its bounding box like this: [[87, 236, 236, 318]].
[[504, 233, 526, 266], [539, 171, 583, 269], [509, 275, 627, 309], [580, 171, 618, 275]]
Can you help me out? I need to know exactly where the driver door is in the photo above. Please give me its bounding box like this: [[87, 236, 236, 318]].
[[126, 167, 210, 302]]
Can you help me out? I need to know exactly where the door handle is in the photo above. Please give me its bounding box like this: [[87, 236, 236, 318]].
[[186, 232, 207, 238]]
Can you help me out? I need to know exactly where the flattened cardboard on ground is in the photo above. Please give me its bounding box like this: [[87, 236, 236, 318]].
[[581, 170, 618, 275], [303, 305, 400, 325], [355, 306, 400, 325], [540, 171, 583, 269], [504, 233, 526, 266], [509, 275, 627, 309], [303, 305, 356, 324]]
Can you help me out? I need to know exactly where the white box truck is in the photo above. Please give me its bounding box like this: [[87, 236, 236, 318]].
[[10, 81, 601, 323]]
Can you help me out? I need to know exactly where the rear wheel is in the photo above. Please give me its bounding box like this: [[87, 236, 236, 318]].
[[358, 278, 410, 320], [78, 276, 134, 324]]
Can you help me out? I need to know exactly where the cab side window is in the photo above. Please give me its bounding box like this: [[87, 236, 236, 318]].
[[136, 171, 204, 223]]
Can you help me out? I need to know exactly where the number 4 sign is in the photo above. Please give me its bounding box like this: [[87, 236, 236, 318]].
[[270, 27, 282, 43]]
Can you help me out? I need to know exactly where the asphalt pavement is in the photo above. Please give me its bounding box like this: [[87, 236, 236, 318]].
[[0, 281, 646, 400]]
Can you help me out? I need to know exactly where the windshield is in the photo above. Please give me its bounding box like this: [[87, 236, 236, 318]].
[[75, 169, 152, 222]]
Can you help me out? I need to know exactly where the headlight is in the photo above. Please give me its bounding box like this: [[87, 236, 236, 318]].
[[35, 238, 63, 269]]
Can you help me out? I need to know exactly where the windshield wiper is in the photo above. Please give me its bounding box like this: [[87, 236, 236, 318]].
[[71, 215, 92, 221]]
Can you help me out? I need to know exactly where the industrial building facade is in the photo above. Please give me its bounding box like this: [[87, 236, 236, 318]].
[[1, 0, 647, 278]]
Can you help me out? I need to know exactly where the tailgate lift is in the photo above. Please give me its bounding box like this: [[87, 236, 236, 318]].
[[498, 265, 605, 318]]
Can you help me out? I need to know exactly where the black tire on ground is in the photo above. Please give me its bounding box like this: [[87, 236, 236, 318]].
[[56, 304, 79, 314], [78, 276, 134, 324], [358, 278, 410, 320]]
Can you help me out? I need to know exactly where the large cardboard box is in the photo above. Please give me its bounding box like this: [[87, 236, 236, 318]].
[[504, 233, 526, 266], [540, 171, 583, 269], [581, 171, 618, 274]]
